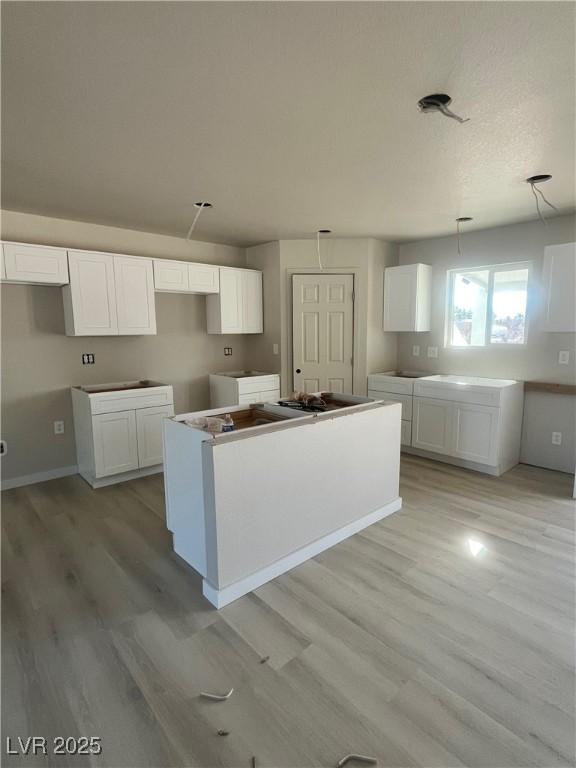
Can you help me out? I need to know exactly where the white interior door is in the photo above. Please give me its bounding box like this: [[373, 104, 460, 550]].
[[292, 274, 354, 393], [136, 405, 174, 468]]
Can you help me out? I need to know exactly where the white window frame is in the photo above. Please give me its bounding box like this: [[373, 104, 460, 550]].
[[445, 261, 532, 348]]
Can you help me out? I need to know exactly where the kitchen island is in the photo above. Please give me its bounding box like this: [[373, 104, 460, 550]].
[[163, 398, 402, 607]]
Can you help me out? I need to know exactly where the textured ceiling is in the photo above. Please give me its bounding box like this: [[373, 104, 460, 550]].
[[2, 1, 574, 246]]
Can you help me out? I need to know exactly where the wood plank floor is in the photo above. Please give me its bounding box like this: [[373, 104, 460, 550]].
[[2, 456, 575, 767]]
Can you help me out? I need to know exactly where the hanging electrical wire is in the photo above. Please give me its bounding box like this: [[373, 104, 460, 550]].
[[185, 201, 213, 240], [316, 229, 331, 271], [526, 175, 557, 225], [456, 217, 473, 258]]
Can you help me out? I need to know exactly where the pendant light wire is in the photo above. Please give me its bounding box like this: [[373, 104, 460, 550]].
[[186, 203, 208, 240], [317, 230, 324, 271], [534, 184, 558, 213], [530, 183, 547, 225], [456, 219, 462, 258]]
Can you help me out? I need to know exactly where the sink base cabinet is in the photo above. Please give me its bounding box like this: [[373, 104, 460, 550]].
[[409, 386, 523, 476], [72, 385, 174, 488]]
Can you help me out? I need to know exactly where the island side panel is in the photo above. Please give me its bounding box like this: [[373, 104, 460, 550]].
[[163, 418, 209, 576], [205, 403, 401, 590]]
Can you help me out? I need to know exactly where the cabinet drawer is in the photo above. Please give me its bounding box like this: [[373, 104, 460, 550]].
[[238, 389, 280, 405], [367, 375, 414, 396], [90, 387, 174, 414], [237, 375, 280, 395], [3, 242, 69, 284], [368, 390, 412, 420], [188, 263, 219, 294], [153, 259, 189, 292], [414, 381, 502, 407]]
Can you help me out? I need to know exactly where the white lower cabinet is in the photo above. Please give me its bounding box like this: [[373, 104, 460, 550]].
[[210, 372, 280, 407], [412, 397, 453, 455], [72, 382, 174, 487], [411, 376, 524, 475], [93, 410, 139, 477]]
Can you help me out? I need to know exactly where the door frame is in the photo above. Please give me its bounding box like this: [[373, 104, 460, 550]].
[[288, 270, 357, 394]]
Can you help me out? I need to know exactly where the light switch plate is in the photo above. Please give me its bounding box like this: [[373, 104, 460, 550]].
[[54, 421, 65, 435], [552, 432, 562, 445], [427, 346, 438, 358], [412, 345, 420, 357], [273, 343, 279, 355], [558, 351, 570, 365]]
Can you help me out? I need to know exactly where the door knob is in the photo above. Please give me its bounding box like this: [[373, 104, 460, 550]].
[[295, 368, 301, 374]]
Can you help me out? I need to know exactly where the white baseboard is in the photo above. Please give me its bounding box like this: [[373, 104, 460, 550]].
[[202, 496, 403, 609], [1, 465, 78, 491], [78, 465, 163, 489]]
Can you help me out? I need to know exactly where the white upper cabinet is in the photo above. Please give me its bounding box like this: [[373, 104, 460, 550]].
[[206, 267, 263, 334], [64, 251, 156, 336], [2, 242, 69, 285], [153, 259, 219, 294], [114, 255, 156, 335], [188, 263, 219, 294], [64, 251, 118, 336], [153, 259, 190, 292], [542, 242, 576, 332], [383, 263, 432, 332]]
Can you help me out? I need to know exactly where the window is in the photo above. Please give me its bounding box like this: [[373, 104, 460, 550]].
[[446, 263, 530, 347]]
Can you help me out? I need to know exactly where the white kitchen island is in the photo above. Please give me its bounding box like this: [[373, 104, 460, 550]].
[[163, 399, 402, 608]]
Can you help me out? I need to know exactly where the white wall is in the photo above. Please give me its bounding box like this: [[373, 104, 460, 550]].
[[397, 213, 576, 472], [1, 211, 248, 482]]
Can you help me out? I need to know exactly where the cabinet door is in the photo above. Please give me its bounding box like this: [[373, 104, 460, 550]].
[[384, 265, 418, 331], [452, 403, 499, 465], [383, 263, 431, 332], [542, 243, 576, 332], [114, 256, 157, 335], [65, 251, 118, 335], [3, 242, 69, 284], [153, 259, 189, 292], [93, 410, 138, 477], [219, 268, 244, 333], [136, 405, 174, 468], [412, 397, 453, 454], [242, 270, 264, 332], [188, 263, 219, 294], [401, 420, 412, 446]]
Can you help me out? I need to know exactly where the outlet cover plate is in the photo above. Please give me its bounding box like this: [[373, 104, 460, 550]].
[[427, 346, 439, 358], [552, 432, 562, 445], [558, 351, 570, 365], [412, 345, 420, 357]]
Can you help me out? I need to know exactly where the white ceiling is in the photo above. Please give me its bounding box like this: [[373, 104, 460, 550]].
[[2, 1, 574, 246]]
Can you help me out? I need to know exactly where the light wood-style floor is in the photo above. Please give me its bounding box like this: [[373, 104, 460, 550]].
[[2, 456, 575, 768]]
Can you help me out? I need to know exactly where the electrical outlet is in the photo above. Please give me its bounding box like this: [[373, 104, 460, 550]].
[[54, 421, 65, 435], [412, 345, 420, 357], [558, 351, 570, 365], [552, 432, 562, 446], [427, 346, 438, 358], [273, 343, 279, 355], [0, 440, 7, 456], [224, 347, 233, 356], [82, 353, 95, 365]]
